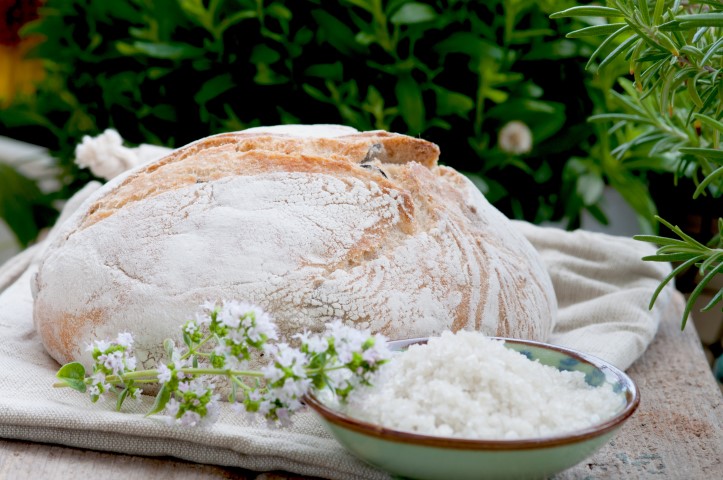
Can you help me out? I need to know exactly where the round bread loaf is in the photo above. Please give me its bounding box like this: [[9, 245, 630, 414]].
[[32, 125, 557, 370]]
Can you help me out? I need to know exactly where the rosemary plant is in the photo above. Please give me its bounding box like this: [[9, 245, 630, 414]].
[[551, 0, 722, 328]]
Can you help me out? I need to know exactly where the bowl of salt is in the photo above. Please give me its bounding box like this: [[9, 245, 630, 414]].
[[305, 331, 639, 480]]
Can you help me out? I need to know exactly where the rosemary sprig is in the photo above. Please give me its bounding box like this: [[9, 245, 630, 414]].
[[634, 217, 723, 329], [553, 1, 722, 328]]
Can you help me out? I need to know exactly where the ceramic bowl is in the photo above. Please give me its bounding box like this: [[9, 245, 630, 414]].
[[305, 337, 639, 480]]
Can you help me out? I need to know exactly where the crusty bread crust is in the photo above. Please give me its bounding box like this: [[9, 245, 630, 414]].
[[81, 132, 438, 229], [33, 128, 556, 373]]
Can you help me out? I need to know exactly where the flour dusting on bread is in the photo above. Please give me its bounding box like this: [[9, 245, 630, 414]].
[[33, 125, 557, 372]]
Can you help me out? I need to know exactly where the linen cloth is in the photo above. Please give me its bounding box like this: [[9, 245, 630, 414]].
[[0, 183, 676, 480]]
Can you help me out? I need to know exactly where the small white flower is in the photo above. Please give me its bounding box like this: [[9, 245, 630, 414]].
[[200, 300, 218, 312], [157, 363, 172, 384], [184, 322, 199, 336], [88, 385, 101, 397], [275, 408, 293, 428], [362, 334, 390, 365], [274, 343, 306, 374], [218, 309, 241, 329], [257, 399, 273, 416], [195, 311, 211, 326], [91, 371, 107, 385], [294, 331, 328, 355], [116, 332, 134, 348], [220, 300, 253, 326], [262, 363, 285, 383], [99, 350, 125, 375], [202, 394, 221, 426], [213, 343, 230, 357], [93, 339, 111, 353], [125, 355, 137, 371], [165, 397, 180, 421], [498, 121, 533, 155]]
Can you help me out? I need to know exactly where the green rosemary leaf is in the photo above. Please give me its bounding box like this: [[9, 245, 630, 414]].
[[657, 216, 709, 249], [676, 13, 723, 28], [692, 26, 710, 43], [588, 113, 658, 125], [694, 166, 723, 198], [598, 33, 640, 70], [642, 253, 707, 262], [656, 244, 705, 254], [653, 0, 666, 25], [699, 83, 722, 116], [678, 46, 704, 61], [585, 25, 631, 70], [700, 37, 723, 67], [610, 90, 647, 116], [637, 0, 651, 25], [683, 263, 723, 329], [701, 288, 723, 312], [549, 6, 622, 19], [633, 234, 689, 246], [649, 255, 704, 311], [655, 31, 680, 56], [625, 21, 669, 53], [692, 113, 723, 134], [699, 251, 723, 276], [679, 147, 723, 162], [566, 23, 627, 38], [658, 20, 683, 31], [687, 77, 704, 109]]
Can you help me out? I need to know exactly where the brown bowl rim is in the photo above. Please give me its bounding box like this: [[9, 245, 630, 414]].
[[304, 336, 640, 451]]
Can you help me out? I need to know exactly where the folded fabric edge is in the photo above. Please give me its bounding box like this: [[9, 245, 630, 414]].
[[0, 422, 389, 480], [0, 244, 38, 294]]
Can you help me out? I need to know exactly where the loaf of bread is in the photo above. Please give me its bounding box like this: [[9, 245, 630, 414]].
[[32, 125, 557, 371]]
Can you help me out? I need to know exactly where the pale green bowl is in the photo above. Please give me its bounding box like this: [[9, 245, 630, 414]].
[[306, 337, 639, 480]]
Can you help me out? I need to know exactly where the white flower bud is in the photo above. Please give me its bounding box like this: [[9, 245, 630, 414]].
[[498, 121, 533, 155]]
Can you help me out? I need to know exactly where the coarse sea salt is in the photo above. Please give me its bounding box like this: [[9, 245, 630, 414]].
[[340, 330, 624, 440]]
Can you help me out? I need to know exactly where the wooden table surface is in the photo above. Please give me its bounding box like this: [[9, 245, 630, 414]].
[[1, 303, 721, 480]]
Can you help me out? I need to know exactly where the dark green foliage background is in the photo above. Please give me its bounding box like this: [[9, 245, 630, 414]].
[[1, 0, 650, 245]]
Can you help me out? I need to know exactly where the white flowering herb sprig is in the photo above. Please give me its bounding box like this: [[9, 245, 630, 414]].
[[54, 300, 391, 427]]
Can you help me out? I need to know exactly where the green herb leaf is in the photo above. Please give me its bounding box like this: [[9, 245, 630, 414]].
[[390, 3, 436, 25], [395, 74, 425, 134], [683, 263, 723, 329], [116, 387, 129, 411], [115, 41, 204, 60], [701, 288, 723, 312], [434, 87, 474, 117], [566, 23, 627, 38], [679, 148, 723, 162], [693, 166, 723, 199], [692, 113, 723, 134], [549, 6, 622, 19], [56, 362, 87, 393], [146, 384, 171, 417], [598, 34, 640, 70], [163, 338, 175, 358], [194, 74, 234, 105]]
